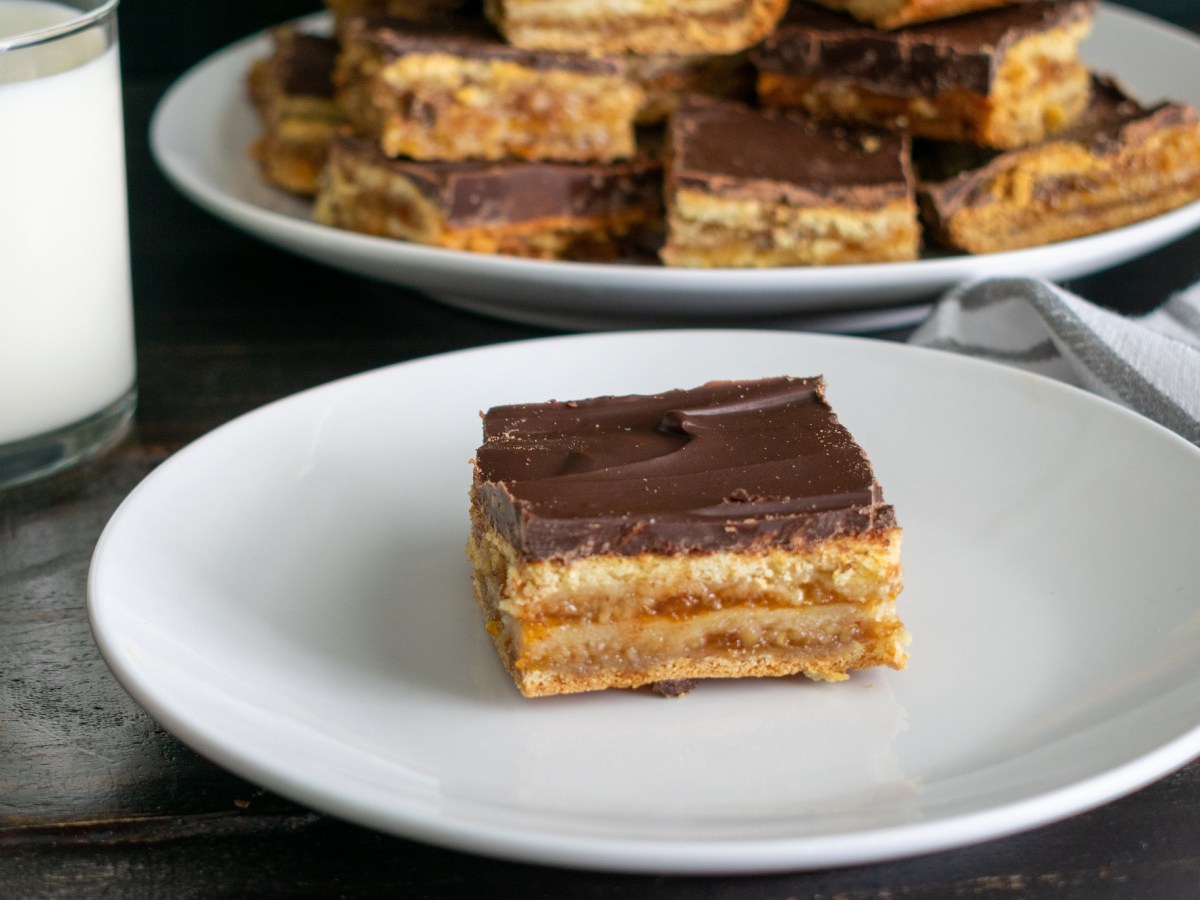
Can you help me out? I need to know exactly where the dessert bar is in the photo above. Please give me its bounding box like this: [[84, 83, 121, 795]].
[[660, 99, 919, 267], [917, 77, 1200, 253], [467, 376, 909, 697], [247, 27, 344, 195], [334, 16, 643, 162], [754, 1, 1096, 149], [314, 133, 662, 258], [807, 0, 1033, 30], [483, 0, 789, 56]]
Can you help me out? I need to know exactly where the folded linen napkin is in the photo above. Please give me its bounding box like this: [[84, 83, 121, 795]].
[[908, 276, 1200, 445]]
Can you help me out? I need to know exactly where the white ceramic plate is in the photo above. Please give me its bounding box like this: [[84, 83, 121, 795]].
[[89, 331, 1200, 874], [149, 5, 1200, 331]]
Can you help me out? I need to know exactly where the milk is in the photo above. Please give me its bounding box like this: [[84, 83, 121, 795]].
[[0, 0, 134, 445]]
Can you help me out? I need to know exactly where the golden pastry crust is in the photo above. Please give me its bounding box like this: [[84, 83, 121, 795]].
[[661, 194, 922, 267], [483, 0, 789, 56]]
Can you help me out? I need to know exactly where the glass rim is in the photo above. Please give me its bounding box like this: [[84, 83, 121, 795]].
[[0, 0, 119, 54]]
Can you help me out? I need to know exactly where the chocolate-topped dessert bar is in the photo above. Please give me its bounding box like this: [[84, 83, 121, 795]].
[[247, 27, 345, 195], [660, 99, 919, 267], [918, 77, 1200, 253], [754, 1, 1096, 149], [808, 0, 1032, 30], [334, 16, 643, 162], [483, 0, 789, 56], [467, 376, 909, 698], [314, 133, 662, 258]]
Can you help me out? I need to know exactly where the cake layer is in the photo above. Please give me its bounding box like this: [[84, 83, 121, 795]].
[[314, 133, 662, 258], [334, 16, 643, 161], [483, 0, 790, 56], [659, 99, 919, 266], [918, 77, 1200, 252], [754, 1, 1096, 148]]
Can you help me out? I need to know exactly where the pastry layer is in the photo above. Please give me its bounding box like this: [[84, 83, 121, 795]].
[[335, 17, 643, 161], [483, 0, 789, 56], [754, 1, 1096, 149], [917, 78, 1200, 252], [248, 28, 344, 195], [468, 375, 908, 697], [314, 133, 662, 259], [467, 520, 907, 697], [660, 99, 919, 267], [809, 0, 1032, 30]]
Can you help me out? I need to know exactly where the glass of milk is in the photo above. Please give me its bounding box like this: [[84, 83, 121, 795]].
[[0, 0, 135, 490]]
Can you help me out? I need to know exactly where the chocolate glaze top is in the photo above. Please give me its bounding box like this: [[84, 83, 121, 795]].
[[669, 98, 912, 207], [473, 376, 896, 560], [919, 76, 1200, 219], [754, 0, 1097, 96]]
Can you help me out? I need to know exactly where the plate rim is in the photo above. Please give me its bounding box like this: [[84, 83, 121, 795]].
[[87, 329, 1200, 873]]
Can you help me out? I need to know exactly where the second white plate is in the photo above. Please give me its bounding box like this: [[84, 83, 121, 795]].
[[149, 5, 1200, 330], [89, 331, 1200, 873]]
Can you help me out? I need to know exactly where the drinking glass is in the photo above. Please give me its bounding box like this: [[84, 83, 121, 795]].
[[0, 0, 135, 490]]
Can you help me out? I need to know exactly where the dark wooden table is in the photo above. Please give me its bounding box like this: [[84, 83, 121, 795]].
[[4, 3, 1200, 896]]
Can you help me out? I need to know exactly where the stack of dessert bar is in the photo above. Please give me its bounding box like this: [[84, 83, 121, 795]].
[[247, 0, 1200, 262], [749, 0, 1200, 254], [251, 0, 782, 260]]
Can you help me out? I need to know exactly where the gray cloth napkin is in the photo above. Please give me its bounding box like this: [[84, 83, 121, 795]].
[[908, 276, 1200, 445]]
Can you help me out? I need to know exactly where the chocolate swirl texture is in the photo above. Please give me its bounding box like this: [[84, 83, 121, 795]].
[[473, 376, 896, 559]]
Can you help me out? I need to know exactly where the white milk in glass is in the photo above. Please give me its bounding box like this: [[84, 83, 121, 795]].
[[0, 0, 134, 445]]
